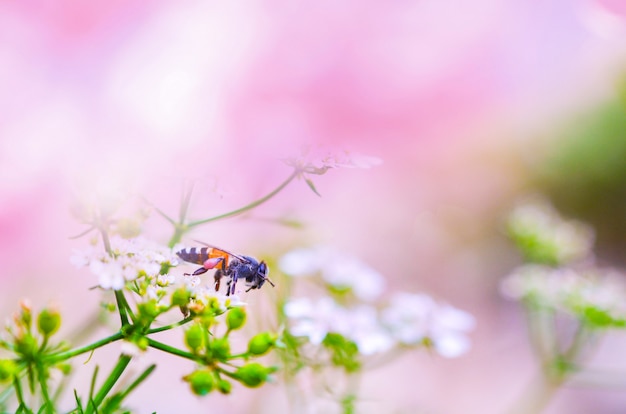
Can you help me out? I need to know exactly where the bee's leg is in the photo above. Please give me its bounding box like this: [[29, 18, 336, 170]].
[[227, 274, 239, 296], [214, 269, 224, 292], [184, 267, 209, 277]]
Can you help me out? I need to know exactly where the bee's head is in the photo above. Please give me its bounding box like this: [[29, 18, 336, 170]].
[[245, 261, 275, 291]]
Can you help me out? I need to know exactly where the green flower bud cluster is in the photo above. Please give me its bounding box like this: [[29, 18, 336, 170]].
[[322, 333, 361, 373], [182, 307, 277, 396], [0, 302, 71, 400]]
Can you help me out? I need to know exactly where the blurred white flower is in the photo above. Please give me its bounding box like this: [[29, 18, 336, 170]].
[[284, 297, 394, 355], [508, 200, 595, 265], [381, 292, 475, 358], [501, 264, 626, 323], [279, 246, 386, 301]]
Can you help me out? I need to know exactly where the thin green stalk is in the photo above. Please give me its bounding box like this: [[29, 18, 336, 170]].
[[0, 383, 14, 405], [99, 227, 112, 257], [146, 316, 193, 335], [146, 339, 199, 362], [89, 366, 99, 400], [179, 180, 195, 224], [87, 355, 132, 414], [114, 291, 132, 327], [13, 376, 26, 409], [116, 364, 156, 401], [73, 389, 85, 414], [140, 196, 176, 226], [45, 332, 124, 363], [36, 364, 52, 414], [186, 168, 300, 228], [507, 315, 593, 414]]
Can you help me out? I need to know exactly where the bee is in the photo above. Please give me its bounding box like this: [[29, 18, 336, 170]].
[[176, 243, 274, 296]]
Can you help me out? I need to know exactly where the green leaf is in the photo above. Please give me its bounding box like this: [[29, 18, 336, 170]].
[[73, 389, 84, 414], [305, 178, 322, 197]]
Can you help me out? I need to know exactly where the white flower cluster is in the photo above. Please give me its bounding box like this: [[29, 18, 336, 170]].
[[507, 200, 595, 264], [501, 264, 626, 323], [280, 247, 475, 358], [381, 292, 476, 357], [70, 236, 179, 290], [284, 294, 475, 358], [284, 297, 395, 355], [280, 246, 386, 301], [188, 284, 246, 312]]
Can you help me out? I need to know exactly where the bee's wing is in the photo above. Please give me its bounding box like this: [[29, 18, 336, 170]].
[[191, 240, 251, 264]]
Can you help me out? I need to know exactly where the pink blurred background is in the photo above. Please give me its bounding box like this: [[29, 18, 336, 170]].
[[1, 0, 625, 412]]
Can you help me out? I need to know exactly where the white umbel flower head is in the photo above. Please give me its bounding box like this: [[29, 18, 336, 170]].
[[507, 200, 595, 265], [284, 297, 394, 355], [501, 264, 626, 326], [381, 292, 476, 358], [71, 236, 179, 290], [280, 246, 386, 301]]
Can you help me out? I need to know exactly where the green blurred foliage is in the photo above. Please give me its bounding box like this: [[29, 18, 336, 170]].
[[534, 96, 626, 264]]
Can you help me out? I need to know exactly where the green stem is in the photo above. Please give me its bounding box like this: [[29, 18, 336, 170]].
[[13, 376, 26, 409], [506, 373, 563, 414], [146, 316, 193, 335], [87, 355, 132, 414], [36, 364, 53, 414], [168, 225, 188, 249], [45, 332, 124, 363], [146, 338, 200, 362], [0, 383, 14, 405], [114, 290, 132, 327], [88, 365, 99, 409], [179, 180, 195, 225], [99, 226, 112, 257], [187, 168, 300, 228], [117, 364, 156, 402]]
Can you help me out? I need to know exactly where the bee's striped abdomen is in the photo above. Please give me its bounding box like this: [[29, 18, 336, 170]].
[[177, 247, 230, 267]]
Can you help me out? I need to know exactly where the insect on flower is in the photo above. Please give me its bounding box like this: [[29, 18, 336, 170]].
[[177, 242, 274, 296]]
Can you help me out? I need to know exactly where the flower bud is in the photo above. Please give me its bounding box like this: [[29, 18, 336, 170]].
[[37, 308, 61, 337], [185, 369, 214, 396], [138, 300, 160, 320], [136, 336, 149, 351], [57, 363, 72, 375], [247, 332, 275, 356], [209, 338, 230, 361], [226, 307, 246, 331], [171, 287, 191, 307], [19, 300, 32, 329], [0, 359, 17, 382], [185, 324, 206, 353], [15, 334, 38, 359], [236, 363, 269, 388], [216, 378, 232, 394]]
